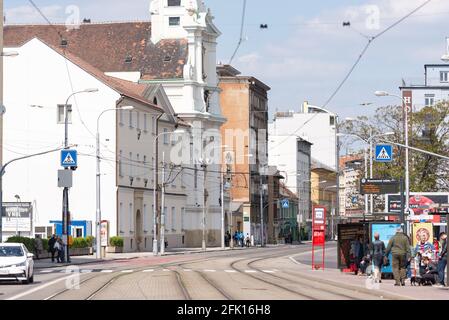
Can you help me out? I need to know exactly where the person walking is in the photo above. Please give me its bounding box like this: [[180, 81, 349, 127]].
[[48, 234, 56, 262], [245, 233, 251, 247], [34, 235, 43, 260], [54, 237, 62, 263], [385, 227, 412, 286], [437, 232, 447, 286], [369, 232, 385, 283]]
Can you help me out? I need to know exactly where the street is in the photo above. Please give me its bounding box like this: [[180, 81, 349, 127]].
[[1, 243, 440, 301]]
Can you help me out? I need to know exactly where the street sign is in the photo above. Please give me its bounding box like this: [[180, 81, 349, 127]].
[[360, 178, 399, 195], [375, 144, 393, 163], [281, 199, 289, 209], [61, 149, 77, 168]]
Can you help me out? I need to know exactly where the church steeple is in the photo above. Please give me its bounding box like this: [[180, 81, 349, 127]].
[[149, 0, 208, 44]]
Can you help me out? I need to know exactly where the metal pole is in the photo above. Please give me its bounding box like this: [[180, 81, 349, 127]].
[[260, 174, 264, 247], [404, 99, 410, 236], [0, 168, 2, 242], [0, 0, 4, 243], [221, 174, 225, 249], [63, 97, 70, 263], [369, 128, 374, 214], [446, 213, 449, 287], [152, 137, 158, 256], [95, 127, 101, 259], [364, 145, 368, 221], [160, 152, 166, 255], [335, 116, 339, 241], [202, 162, 207, 251]]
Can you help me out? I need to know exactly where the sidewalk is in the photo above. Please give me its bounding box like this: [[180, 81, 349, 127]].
[[33, 245, 257, 269], [290, 253, 449, 300]]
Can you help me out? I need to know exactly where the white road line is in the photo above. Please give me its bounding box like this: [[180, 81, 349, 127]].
[[262, 270, 275, 273], [224, 270, 237, 273], [101, 270, 113, 273], [40, 270, 54, 273], [289, 256, 301, 265], [81, 270, 93, 273], [244, 270, 257, 273], [163, 269, 171, 272], [204, 269, 216, 272], [121, 270, 134, 273], [142, 269, 155, 272], [183, 269, 192, 272], [7, 274, 79, 300]]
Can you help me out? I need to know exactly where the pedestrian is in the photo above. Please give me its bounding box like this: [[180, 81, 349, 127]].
[[385, 227, 412, 286], [245, 233, 251, 247], [48, 234, 56, 262], [239, 231, 244, 248], [53, 237, 62, 263], [233, 231, 239, 246], [420, 256, 438, 285], [369, 232, 386, 283], [437, 232, 447, 287], [34, 235, 43, 259]]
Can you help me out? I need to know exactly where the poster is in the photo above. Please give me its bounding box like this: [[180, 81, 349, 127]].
[[412, 222, 434, 251], [371, 223, 401, 274], [100, 220, 109, 247], [387, 193, 449, 223], [337, 223, 368, 270]]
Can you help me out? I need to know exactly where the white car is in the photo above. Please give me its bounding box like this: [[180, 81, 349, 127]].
[[0, 243, 34, 284]]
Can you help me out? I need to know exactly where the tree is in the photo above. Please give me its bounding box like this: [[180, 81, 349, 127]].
[[340, 102, 449, 192]]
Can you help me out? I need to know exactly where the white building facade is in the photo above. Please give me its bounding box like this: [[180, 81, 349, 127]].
[[2, 38, 187, 251]]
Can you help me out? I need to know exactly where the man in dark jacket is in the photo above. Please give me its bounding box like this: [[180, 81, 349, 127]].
[[48, 234, 56, 262], [437, 232, 447, 286], [385, 227, 412, 286]]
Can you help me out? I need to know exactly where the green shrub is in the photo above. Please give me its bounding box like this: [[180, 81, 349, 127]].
[[6, 236, 35, 252], [109, 236, 123, 247], [42, 238, 49, 251], [86, 236, 95, 247], [70, 237, 88, 249]]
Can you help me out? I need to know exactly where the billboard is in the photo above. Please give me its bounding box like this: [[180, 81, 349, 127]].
[[371, 223, 401, 274], [1, 202, 33, 232], [360, 179, 399, 195], [412, 223, 434, 249], [386, 192, 449, 223]]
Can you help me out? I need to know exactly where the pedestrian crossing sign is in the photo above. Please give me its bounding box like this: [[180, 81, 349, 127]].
[[375, 144, 393, 163], [61, 149, 78, 167]]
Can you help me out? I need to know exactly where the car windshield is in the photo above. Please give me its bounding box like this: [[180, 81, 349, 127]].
[[0, 246, 24, 257]]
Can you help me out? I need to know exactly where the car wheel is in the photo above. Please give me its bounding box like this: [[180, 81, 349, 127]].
[[29, 274, 34, 284]]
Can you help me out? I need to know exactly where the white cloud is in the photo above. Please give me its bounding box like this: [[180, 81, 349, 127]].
[[5, 5, 64, 24]]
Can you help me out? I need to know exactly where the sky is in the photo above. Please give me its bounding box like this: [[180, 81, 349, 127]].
[[5, 0, 449, 121]]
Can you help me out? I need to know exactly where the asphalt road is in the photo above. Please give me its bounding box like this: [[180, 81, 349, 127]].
[[0, 243, 398, 300]]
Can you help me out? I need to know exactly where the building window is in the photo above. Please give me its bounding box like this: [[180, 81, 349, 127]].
[[168, 0, 181, 6], [441, 71, 449, 83], [129, 110, 134, 128], [136, 111, 140, 130], [144, 114, 148, 132], [119, 109, 124, 125], [181, 207, 185, 230], [163, 128, 169, 144], [152, 116, 157, 135], [169, 17, 180, 26], [129, 203, 134, 232], [57, 105, 72, 124], [425, 94, 435, 107], [171, 207, 176, 231], [119, 150, 123, 177], [129, 152, 133, 177], [329, 115, 335, 126]]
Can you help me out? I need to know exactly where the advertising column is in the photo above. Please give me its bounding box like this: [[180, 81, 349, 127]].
[[312, 206, 326, 270]]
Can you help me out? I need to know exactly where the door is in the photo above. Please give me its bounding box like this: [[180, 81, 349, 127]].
[[136, 210, 143, 252]]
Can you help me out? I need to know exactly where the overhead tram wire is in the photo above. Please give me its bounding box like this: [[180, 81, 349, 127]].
[[229, 0, 247, 65], [268, 0, 433, 153]]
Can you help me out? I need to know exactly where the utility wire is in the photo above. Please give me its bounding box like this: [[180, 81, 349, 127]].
[[229, 0, 247, 65]]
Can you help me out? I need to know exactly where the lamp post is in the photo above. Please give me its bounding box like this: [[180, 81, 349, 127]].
[[96, 106, 133, 259], [375, 90, 410, 233], [152, 129, 185, 256], [62, 88, 98, 262]]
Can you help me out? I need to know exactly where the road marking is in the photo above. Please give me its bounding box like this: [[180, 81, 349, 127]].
[[289, 256, 301, 265], [7, 273, 79, 300], [224, 270, 237, 273], [183, 269, 192, 272], [163, 269, 171, 272], [81, 270, 93, 273], [40, 270, 54, 273], [262, 270, 275, 273], [101, 270, 113, 273], [121, 270, 134, 273], [204, 269, 216, 272], [244, 270, 257, 273], [142, 269, 154, 272]]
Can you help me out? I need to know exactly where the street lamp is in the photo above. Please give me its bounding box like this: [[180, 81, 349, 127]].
[[95, 106, 134, 259], [62, 88, 98, 263], [152, 128, 185, 256], [375, 90, 410, 233]]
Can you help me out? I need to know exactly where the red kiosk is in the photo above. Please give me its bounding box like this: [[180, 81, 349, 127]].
[[312, 206, 327, 270]]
